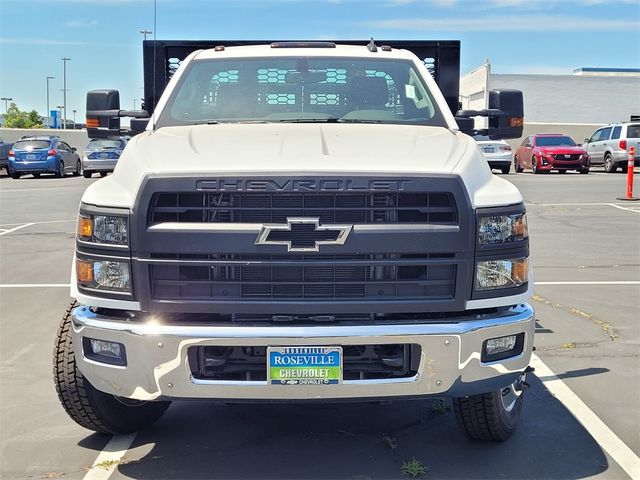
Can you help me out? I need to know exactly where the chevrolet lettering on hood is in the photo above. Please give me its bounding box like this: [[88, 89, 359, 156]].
[[196, 178, 412, 192]]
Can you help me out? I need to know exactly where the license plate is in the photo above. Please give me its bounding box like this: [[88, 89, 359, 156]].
[[26, 154, 36, 160], [268, 346, 342, 385], [100, 153, 109, 159], [483, 147, 495, 153]]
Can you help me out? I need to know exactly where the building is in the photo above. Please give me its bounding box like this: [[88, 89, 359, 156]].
[[460, 62, 640, 125]]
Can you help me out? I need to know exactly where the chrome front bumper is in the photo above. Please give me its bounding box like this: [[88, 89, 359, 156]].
[[72, 304, 535, 401]]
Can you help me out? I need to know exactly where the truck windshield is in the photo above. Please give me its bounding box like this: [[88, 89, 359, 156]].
[[157, 57, 447, 127], [535, 136, 576, 147]]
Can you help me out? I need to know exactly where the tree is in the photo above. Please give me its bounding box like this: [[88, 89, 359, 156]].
[[3, 103, 43, 129]]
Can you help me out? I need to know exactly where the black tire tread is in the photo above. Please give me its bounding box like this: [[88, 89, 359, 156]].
[[452, 389, 522, 442], [53, 302, 170, 434]]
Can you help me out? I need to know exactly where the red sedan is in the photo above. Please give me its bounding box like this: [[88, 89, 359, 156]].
[[514, 134, 590, 174]]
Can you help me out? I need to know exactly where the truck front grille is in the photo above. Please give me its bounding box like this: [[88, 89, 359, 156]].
[[149, 192, 457, 225], [149, 253, 456, 301]]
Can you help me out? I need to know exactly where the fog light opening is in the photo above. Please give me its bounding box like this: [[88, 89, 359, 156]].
[[83, 337, 127, 366], [481, 333, 525, 363]]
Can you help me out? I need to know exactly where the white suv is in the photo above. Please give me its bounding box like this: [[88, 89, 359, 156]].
[[583, 122, 640, 173]]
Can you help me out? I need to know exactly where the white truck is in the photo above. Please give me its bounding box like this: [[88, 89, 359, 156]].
[[54, 40, 533, 441]]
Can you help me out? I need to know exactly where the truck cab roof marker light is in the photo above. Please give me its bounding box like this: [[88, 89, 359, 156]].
[[270, 42, 336, 49]]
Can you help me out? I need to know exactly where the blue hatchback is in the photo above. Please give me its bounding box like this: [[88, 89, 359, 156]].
[[8, 136, 81, 179]]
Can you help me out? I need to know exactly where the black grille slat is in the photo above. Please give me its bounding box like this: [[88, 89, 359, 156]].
[[149, 192, 457, 225], [149, 254, 456, 301]]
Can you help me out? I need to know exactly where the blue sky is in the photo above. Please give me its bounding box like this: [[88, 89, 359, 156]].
[[0, 0, 638, 121]]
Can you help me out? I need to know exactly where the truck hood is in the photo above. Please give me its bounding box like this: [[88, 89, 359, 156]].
[[82, 123, 522, 209]]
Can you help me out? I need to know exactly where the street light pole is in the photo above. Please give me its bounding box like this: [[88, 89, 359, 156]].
[[46, 76, 55, 128], [1, 97, 12, 114], [140, 29, 152, 40], [73, 109, 77, 129], [61, 57, 71, 129]]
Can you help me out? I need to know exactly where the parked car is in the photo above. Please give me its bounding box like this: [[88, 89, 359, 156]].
[[82, 137, 128, 178], [474, 135, 512, 174], [8, 136, 81, 179], [514, 134, 589, 174], [0, 137, 12, 174], [583, 122, 640, 173]]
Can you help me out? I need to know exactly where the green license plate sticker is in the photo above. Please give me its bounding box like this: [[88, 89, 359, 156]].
[[268, 347, 342, 385]]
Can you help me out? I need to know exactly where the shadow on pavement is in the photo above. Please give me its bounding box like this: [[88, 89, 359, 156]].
[[113, 375, 613, 479]]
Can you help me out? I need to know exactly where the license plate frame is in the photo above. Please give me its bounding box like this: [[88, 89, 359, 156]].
[[483, 147, 495, 153], [267, 346, 342, 385], [26, 154, 36, 160], [100, 153, 110, 159]]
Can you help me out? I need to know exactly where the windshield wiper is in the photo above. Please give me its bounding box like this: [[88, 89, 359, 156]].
[[189, 120, 222, 125], [275, 118, 341, 123]]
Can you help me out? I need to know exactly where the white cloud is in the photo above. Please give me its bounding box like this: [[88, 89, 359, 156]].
[[65, 19, 99, 28], [0, 37, 90, 46], [364, 15, 639, 31]]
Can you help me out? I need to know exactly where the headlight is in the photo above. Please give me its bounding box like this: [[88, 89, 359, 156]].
[[478, 213, 527, 245], [475, 257, 529, 290], [77, 258, 131, 292], [77, 214, 128, 245]]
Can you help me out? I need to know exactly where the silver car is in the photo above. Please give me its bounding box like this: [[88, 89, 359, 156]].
[[82, 138, 128, 178], [474, 135, 512, 174], [583, 122, 640, 173]]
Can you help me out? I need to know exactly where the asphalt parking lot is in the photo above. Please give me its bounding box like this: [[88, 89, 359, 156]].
[[1, 168, 638, 480]]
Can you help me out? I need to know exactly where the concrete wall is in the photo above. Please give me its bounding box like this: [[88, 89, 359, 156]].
[[0, 128, 89, 151], [489, 74, 640, 124]]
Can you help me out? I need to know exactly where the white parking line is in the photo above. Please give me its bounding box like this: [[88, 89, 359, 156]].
[[536, 281, 640, 285], [526, 202, 632, 206], [83, 434, 137, 480], [608, 203, 640, 213], [0, 223, 34, 236], [531, 354, 640, 479], [0, 284, 70, 288], [0, 219, 75, 227]]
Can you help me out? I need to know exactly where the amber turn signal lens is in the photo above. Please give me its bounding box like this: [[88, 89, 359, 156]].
[[86, 118, 100, 128], [76, 260, 94, 284], [509, 117, 524, 128], [77, 215, 93, 239], [511, 258, 529, 284], [513, 216, 528, 238]]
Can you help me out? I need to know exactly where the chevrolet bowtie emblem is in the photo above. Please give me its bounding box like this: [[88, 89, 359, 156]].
[[255, 217, 353, 252]]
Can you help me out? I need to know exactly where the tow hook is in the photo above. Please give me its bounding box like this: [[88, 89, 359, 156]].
[[514, 369, 533, 392]]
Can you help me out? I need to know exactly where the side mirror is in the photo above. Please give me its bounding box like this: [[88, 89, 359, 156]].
[[86, 89, 149, 139], [583, 138, 590, 144], [130, 118, 149, 133], [486, 89, 524, 139], [71, 147, 77, 152], [455, 89, 524, 140]]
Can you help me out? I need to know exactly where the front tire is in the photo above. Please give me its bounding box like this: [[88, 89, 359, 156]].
[[83, 170, 92, 179], [73, 160, 81, 177], [453, 381, 525, 442], [579, 168, 590, 174], [53, 302, 171, 434], [514, 156, 524, 173], [500, 165, 510, 175], [532, 157, 539, 174], [604, 154, 616, 173]]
